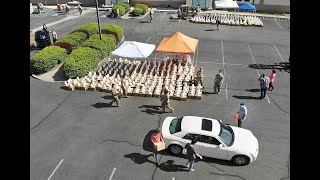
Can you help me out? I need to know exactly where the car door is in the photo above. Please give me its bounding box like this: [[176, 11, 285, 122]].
[[198, 135, 228, 160], [182, 133, 203, 154]]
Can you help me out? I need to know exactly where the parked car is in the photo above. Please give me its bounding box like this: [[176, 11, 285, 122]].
[[161, 116, 259, 165]]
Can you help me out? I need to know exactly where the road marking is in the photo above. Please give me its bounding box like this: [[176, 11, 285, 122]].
[[273, 44, 285, 62], [198, 61, 248, 67], [108, 168, 116, 180], [47, 159, 64, 180], [90, 14, 97, 18], [274, 19, 283, 29], [221, 41, 228, 99], [248, 44, 270, 103], [160, 12, 167, 21], [32, 15, 79, 32], [146, 37, 151, 43], [172, 177, 175, 180]]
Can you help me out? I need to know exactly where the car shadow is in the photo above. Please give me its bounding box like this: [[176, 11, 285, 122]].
[[91, 102, 114, 108]]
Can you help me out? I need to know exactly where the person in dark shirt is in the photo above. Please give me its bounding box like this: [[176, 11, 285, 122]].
[[185, 139, 202, 172]]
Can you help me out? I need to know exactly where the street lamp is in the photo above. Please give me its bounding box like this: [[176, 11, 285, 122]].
[[95, 0, 102, 40]]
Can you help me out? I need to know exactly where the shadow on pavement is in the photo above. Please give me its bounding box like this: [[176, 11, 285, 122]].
[[91, 102, 114, 108], [248, 63, 290, 73], [202, 91, 216, 96], [101, 95, 114, 100], [124, 153, 155, 165], [140, 21, 150, 23], [159, 160, 188, 172], [140, 104, 165, 115], [246, 88, 260, 93], [232, 95, 261, 100], [205, 29, 217, 31]]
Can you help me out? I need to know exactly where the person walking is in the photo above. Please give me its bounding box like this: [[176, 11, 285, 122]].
[[149, 10, 154, 23], [258, 73, 270, 99], [65, 4, 71, 14], [236, 102, 247, 128], [196, 67, 204, 88], [121, 78, 129, 98], [214, 70, 225, 94], [109, 84, 120, 107], [51, 29, 57, 43], [177, 8, 182, 22], [151, 129, 164, 166], [77, 4, 83, 15], [185, 139, 202, 172], [160, 89, 174, 113], [216, 19, 221, 30], [160, 84, 168, 97], [268, 70, 276, 91]]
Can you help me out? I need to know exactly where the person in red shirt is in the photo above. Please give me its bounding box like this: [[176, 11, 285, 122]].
[[151, 129, 163, 166], [268, 70, 276, 91]]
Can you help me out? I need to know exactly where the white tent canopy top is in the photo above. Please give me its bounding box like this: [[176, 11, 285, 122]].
[[111, 41, 156, 58], [216, 0, 239, 9]]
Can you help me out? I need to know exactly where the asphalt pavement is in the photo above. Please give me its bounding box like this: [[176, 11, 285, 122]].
[[30, 8, 290, 180]]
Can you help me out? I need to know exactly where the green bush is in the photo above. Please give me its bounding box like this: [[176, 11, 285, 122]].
[[31, 46, 67, 74], [56, 32, 87, 48], [81, 34, 116, 58], [132, 8, 143, 16], [117, 2, 130, 13], [77, 22, 99, 36], [64, 47, 101, 78], [102, 24, 124, 44], [135, 4, 148, 15], [112, 5, 126, 16]]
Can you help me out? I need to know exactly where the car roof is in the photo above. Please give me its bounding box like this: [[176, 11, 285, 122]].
[[181, 116, 221, 137]]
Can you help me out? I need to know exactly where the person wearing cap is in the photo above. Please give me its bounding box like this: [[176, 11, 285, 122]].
[[214, 70, 225, 94], [196, 67, 204, 88], [109, 84, 120, 107], [237, 102, 247, 128], [258, 73, 270, 99]]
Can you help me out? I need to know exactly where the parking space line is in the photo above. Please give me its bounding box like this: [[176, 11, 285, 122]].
[[273, 45, 285, 62], [221, 41, 228, 99], [108, 168, 116, 180], [146, 37, 151, 43], [47, 159, 64, 180], [160, 12, 167, 21], [198, 61, 248, 67], [90, 14, 97, 18], [248, 44, 270, 104], [172, 177, 175, 180], [274, 19, 283, 29]]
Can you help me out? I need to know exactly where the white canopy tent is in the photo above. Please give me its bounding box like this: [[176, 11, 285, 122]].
[[216, 0, 239, 9], [111, 41, 156, 59]]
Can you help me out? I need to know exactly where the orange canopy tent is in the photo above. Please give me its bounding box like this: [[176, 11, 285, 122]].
[[155, 32, 199, 64]]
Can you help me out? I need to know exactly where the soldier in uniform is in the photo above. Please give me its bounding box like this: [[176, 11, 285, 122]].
[[65, 4, 71, 14], [50, 29, 58, 43], [150, 10, 154, 23], [77, 4, 83, 15], [109, 84, 120, 107], [196, 67, 204, 88], [121, 78, 129, 98], [160, 89, 174, 113], [214, 70, 225, 94]]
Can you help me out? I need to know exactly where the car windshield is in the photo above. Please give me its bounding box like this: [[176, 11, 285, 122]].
[[218, 124, 234, 146], [169, 117, 182, 134]]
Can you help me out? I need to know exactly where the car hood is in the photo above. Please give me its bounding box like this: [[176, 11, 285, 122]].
[[230, 127, 259, 155]]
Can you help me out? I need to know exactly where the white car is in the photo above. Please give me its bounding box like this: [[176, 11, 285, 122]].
[[161, 116, 259, 165]]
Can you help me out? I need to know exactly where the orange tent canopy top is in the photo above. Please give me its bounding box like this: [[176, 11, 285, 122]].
[[155, 32, 199, 55]]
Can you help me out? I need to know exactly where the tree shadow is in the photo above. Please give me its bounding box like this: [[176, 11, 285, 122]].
[[248, 63, 290, 73], [91, 102, 114, 108], [158, 160, 189, 172], [124, 153, 155, 165], [232, 95, 261, 100], [246, 89, 260, 93]]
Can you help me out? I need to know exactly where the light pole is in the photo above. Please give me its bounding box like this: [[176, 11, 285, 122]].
[[95, 0, 102, 40]]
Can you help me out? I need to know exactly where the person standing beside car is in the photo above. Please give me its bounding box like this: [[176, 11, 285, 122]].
[[185, 139, 202, 172], [151, 129, 163, 166], [237, 102, 247, 128]]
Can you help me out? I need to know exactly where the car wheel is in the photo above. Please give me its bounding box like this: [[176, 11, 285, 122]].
[[231, 155, 250, 166], [168, 144, 182, 155]]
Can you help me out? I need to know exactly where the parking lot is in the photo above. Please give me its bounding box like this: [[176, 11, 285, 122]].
[[30, 9, 290, 180]]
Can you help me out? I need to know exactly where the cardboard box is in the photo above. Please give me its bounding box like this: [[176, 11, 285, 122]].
[[188, 95, 195, 99], [153, 141, 166, 151], [180, 96, 187, 101]]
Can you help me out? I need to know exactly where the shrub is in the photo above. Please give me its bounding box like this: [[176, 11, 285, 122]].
[[52, 42, 73, 54], [71, 29, 90, 38], [56, 32, 87, 48], [82, 34, 116, 58], [112, 5, 126, 16], [31, 46, 67, 74], [135, 4, 148, 15], [64, 47, 101, 78], [132, 8, 143, 16], [102, 24, 124, 44], [117, 2, 130, 13], [90, 34, 116, 55], [77, 22, 99, 36]]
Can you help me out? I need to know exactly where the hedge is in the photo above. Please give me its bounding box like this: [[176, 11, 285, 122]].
[[52, 42, 73, 54], [132, 8, 142, 16], [56, 32, 87, 48], [64, 47, 101, 78], [112, 5, 126, 16], [117, 2, 130, 13], [102, 24, 124, 44], [135, 4, 148, 15], [81, 34, 116, 58], [31, 46, 67, 74], [77, 22, 99, 36]]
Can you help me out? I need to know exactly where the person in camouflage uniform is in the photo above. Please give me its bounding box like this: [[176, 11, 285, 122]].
[[196, 67, 204, 88], [109, 84, 120, 107], [214, 70, 225, 94], [160, 90, 174, 113]]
